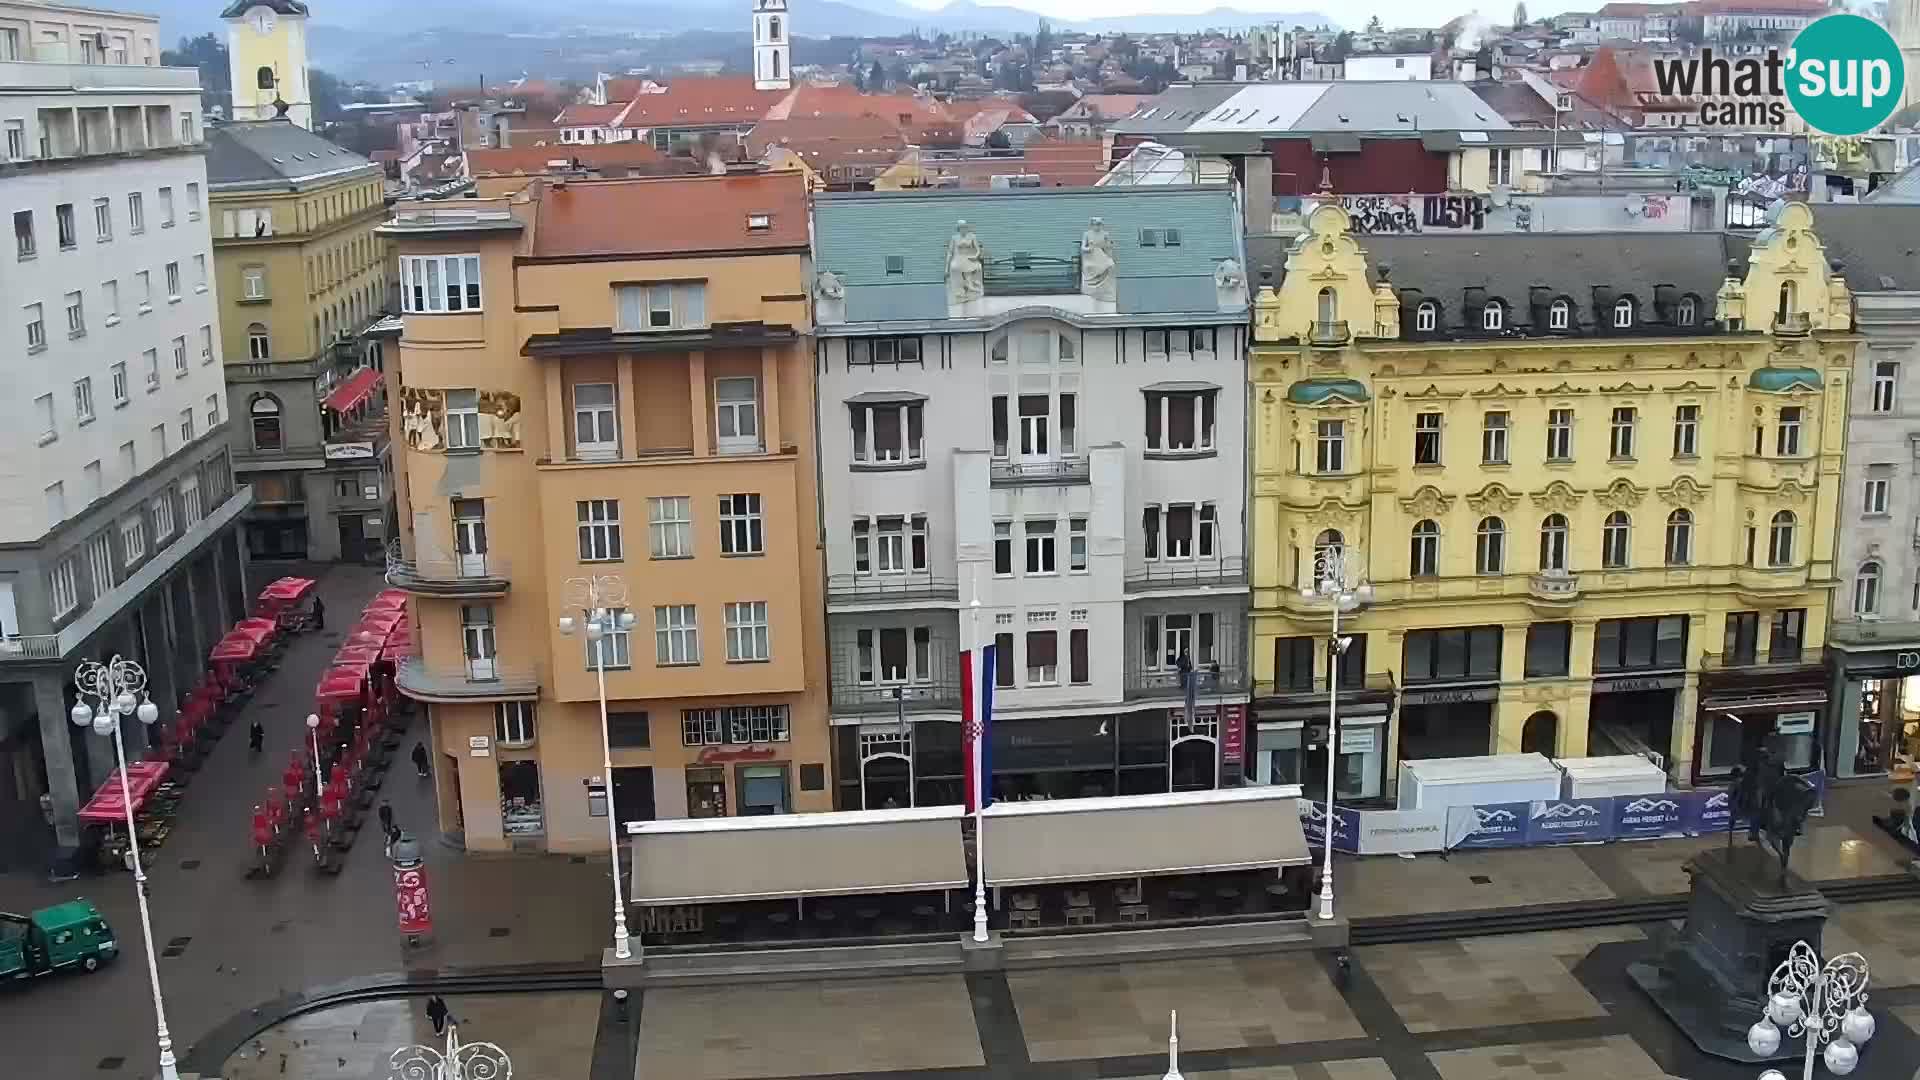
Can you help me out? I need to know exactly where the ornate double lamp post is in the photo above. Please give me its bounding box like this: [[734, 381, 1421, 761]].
[[1747, 940, 1875, 1079], [389, 1024, 512, 1080], [558, 574, 638, 960], [1296, 546, 1372, 922]]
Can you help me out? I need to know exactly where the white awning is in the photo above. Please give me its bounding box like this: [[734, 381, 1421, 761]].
[[981, 786, 1310, 887], [626, 805, 968, 906]]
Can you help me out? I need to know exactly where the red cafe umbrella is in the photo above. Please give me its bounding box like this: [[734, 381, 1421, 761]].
[[209, 636, 258, 663], [365, 592, 409, 613]]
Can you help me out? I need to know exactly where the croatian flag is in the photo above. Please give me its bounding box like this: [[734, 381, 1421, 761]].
[[961, 642, 996, 814]]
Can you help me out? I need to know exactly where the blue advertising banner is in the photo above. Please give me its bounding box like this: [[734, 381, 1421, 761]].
[[1527, 799, 1612, 844], [1297, 799, 1360, 854], [1613, 793, 1690, 839], [1447, 801, 1531, 848], [1689, 787, 1739, 836]]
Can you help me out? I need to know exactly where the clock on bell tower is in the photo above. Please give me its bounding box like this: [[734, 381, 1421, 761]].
[[222, 0, 313, 129]]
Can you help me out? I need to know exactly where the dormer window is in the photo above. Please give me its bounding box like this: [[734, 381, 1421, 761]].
[[1612, 298, 1635, 329], [1482, 301, 1503, 331], [1415, 301, 1438, 332], [1777, 281, 1796, 322], [746, 213, 771, 231], [1549, 299, 1571, 331], [1317, 288, 1338, 325], [1676, 295, 1696, 326]]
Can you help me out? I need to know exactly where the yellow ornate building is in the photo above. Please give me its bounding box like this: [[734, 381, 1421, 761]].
[[1247, 202, 1856, 799]]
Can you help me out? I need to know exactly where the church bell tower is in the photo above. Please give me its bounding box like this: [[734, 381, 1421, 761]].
[[753, 0, 791, 92], [223, 1, 313, 128]]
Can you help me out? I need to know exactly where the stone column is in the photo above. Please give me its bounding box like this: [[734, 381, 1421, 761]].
[[138, 597, 179, 747], [33, 675, 81, 852], [1832, 672, 1863, 779], [687, 351, 709, 457], [759, 346, 783, 454], [1494, 625, 1531, 755], [1381, 628, 1405, 800]]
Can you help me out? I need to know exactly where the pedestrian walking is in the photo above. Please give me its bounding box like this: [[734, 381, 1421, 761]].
[[312, 595, 326, 631], [378, 801, 395, 854], [248, 719, 265, 756], [426, 994, 449, 1036], [411, 741, 431, 779]]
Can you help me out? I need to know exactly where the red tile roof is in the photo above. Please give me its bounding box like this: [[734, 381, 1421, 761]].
[[530, 173, 810, 259], [555, 103, 627, 126], [1016, 139, 1109, 186], [748, 114, 910, 174], [466, 143, 696, 177], [763, 84, 945, 124], [614, 76, 776, 128]]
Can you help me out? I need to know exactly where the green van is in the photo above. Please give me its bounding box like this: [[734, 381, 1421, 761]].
[[0, 900, 118, 980]]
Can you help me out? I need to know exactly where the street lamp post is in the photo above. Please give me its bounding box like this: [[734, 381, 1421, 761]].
[[1746, 940, 1875, 1079], [389, 1023, 512, 1080], [70, 656, 177, 1080], [305, 713, 325, 800], [559, 574, 637, 961], [1298, 547, 1371, 923]]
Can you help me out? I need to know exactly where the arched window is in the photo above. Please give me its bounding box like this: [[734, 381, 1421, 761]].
[[1410, 520, 1439, 577], [1317, 287, 1338, 326], [250, 394, 283, 450], [1548, 298, 1571, 331], [1482, 301, 1503, 331], [256, 65, 275, 91], [1676, 295, 1697, 326], [771, 50, 783, 79], [1311, 529, 1344, 588], [1855, 561, 1883, 615], [1521, 711, 1558, 756], [769, 15, 781, 39], [1777, 280, 1797, 322], [1664, 509, 1693, 566], [1476, 516, 1506, 575], [246, 322, 270, 360], [1613, 297, 1635, 328], [1768, 510, 1796, 566], [1415, 300, 1438, 332], [1602, 511, 1632, 568], [1539, 513, 1568, 571]]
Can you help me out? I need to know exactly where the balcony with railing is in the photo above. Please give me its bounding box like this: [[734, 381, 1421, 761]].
[[1699, 646, 1828, 673], [395, 656, 539, 703], [983, 253, 1081, 296], [0, 635, 65, 663], [385, 552, 512, 598], [1253, 670, 1397, 702], [1528, 570, 1581, 602], [1123, 659, 1250, 702], [989, 457, 1091, 486], [1309, 320, 1351, 346], [1124, 557, 1246, 594], [826, 572, 959, 607], [1771, 312, 1812, 336]]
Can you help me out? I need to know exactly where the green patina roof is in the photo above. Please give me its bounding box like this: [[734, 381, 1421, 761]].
[[1749, 367, 1822, 392], [813, 187, 1240, 321], [1288, 378, 1370, 405]]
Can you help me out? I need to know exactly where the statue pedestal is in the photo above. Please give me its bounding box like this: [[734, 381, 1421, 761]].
[[1628, 845, 1830, 1063]]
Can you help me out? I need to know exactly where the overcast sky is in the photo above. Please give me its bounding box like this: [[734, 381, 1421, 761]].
[[892, 0, 1560, 24]]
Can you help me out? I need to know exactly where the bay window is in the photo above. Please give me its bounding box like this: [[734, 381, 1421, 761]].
[[400, 254, 482, 313], [850, 399, 924, 465], [1144, 389, 1217, 454]]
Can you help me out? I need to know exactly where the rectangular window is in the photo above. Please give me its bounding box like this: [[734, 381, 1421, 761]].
[[1165, 504, 1194, 559], [1524, 622, 1571, 677], [494, 702, 536, 747], [158, 186, 174, 227], [49, 559, 79, 618], [910, 514, 928, 572], [571, 382, 618, 459], [73, 377, 94, 423], [34, 392, 56, 441], [86, 530, 113, 596], [441, 389, 481, 448], [1595, 615, 1689, 672], [1672, 404, 1699, 457], [164, 261, 180, 299], [1145, 390, 1216, 453], [993, 521, 1013, 576], [584, 607, 633, 670], [1142, 505, 1160, 560], [875, 515, 907, 572], [3, 120, 21, 161], [1491, 147, 1514, 185], [119, 513, 146, 566], [994, 632, 1015, 688], [847, 336, 923, 368], [654, 605, 699, 665], [151, 488, 174, 539], [24, 302, 44, 351], [1069, 516, 1088, 572], [127, 194, 142, 234], [110, 362, 128, 405], [579, 498, 626, 561], [179, 408, 195, 444], [1023, 518, 1058, 575], [186, 183, 200, 220], [714, 377, 759, 454], [724, 601, 770, 662], [400, 254, 483, 313], [850, 401, 924, 464], [172, 335, 187, 375], [93, 197, 111, 241], [1776, 406, 1803, 456], [719, 493, 763, 555], [1481, 411, 1509, 464], [1872, 361, 1898, 413], [65, 291, 84, 337], [608, 711, 650, 749], [143, 348, 159, 389], [206, 394, 219, 428], [193, 254, 206, 291], [1025, 630, 1058, 685], [1769, 608, 1806, 662], [615, 281, 707, 331], [241, 265, 267, 299], [1413, 411, 1442, 465], [1069, 627, 1089, 684], [56, 202, 75, 248], [1018, 395, 1050, 457], [136, 270, 151, 309], [1315, 419, 1344, 473], [1273, 636, 1315, 691], [102, 279, 119, 321], [1401, 626, 1504, 682], [1864, 476, 1890, 515], [1609, 406, 1637, 459], [13, 210, 33, 258], [852, 517, 871, 573], [990, 395, 1009, 458]]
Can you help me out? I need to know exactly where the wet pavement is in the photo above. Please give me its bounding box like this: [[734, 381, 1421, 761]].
[[218, 992, 599, 1080]]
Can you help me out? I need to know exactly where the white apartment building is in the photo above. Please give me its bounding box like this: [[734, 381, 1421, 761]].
[[0, 10, 253, 872], [0, 0, 160, 66], [811, 186, 1251, 811]]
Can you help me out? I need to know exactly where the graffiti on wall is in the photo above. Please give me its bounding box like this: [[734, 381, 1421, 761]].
[[1332, 194, 1495, 235]]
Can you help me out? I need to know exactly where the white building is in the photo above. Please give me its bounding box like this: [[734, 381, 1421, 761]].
[[1342, 53, 1433, 81], [752, 0, 790, 92], [810, 187, 1252, 810], [0, 9, 252, 869]]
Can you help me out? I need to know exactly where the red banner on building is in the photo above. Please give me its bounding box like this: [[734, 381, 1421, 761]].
[[1220, 704, 1247, 766], [393, 865, 433, 936]]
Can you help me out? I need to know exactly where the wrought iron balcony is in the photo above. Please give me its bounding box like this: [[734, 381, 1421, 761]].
[[0, 635, 64, 663], [829, 640, 963, 714], [1124, 557, 1246, 594], [989, 457, 1090, 486], [1309, 320, 1351, 346], [982, 253, 1080, 296], [1699, 646, 1827, 672], [385, 552, 512, 597], [1123, 661, 1249, 702], [1254, 671, 1396, 700], [395, 657, 540, 703], [826, 572, 959, 606]]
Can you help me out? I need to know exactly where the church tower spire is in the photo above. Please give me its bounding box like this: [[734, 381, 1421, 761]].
[[753, 0, 791, 92]]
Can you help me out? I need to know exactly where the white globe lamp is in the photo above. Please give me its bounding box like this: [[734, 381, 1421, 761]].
[[1823, 1037, 1859, 1075], [1746, 1018, 1782, 1057], [1840, 1006, 1875, 1045]]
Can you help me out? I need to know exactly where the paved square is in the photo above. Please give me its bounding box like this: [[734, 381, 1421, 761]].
[[1428, 1035, 1679, 1080], [638, 976, 983, 1079], [1357, 926, 1644, 1033], [1581, 835, 1723, 896], [1337, 848, 1614, 918], [1009, 954, 1364, 1061], [1826, 899, 1920, 989], [1786, 826, 1910, 881], [1107, 1060, 1398, 1080], [221, 993, 598, 1080]]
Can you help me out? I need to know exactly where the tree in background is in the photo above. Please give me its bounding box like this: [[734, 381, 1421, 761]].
[[1513, 2, 1529, 28], [868, 60, 886, 90], [1365, 15, 1383, 33], [163, 33, 229, 114], [1034, 18, 1054, 59]]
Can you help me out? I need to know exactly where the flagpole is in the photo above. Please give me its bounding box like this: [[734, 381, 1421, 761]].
[[969, 562, 989, 944]]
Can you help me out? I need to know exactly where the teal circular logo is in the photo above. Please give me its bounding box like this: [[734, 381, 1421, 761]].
[[1786, 14, 1906, 136]]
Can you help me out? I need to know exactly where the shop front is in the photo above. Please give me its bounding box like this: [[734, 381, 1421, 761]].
[[1695, 662, 1828, 784], [1587, 673, 1685, 768], [1825, 635, 1920, 779], [1397, 685, 1500, 762], [1251, 675, 1395, 805]]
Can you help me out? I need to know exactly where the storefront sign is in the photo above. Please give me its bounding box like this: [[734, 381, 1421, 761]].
[[1527, 799, 1611, 844], [467, 735, 491, 758], [325, 441, 377, 460], [1899, 650, 1920, 670], [1613, 794, 1689, 839], [1775, 711, 1816, 735], [1399, 685, 1500, 707], [1352, 806, 1448, 855], [1592, 674, 1686, 694], [697, 744, 778, 764], [1339, 726, 1379, 755], [1446, 801, 1531, 848], [1220, 704, 1245, 765]]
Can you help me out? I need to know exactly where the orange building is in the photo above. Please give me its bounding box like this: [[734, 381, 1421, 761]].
[[379, 173, 830, 852]]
